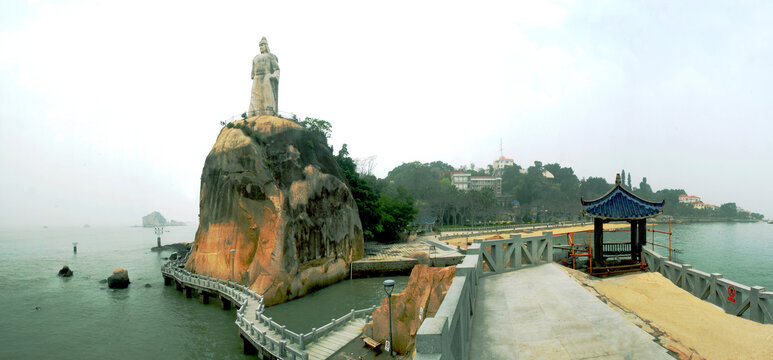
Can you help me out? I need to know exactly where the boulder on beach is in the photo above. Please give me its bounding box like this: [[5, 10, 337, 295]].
[[57, 265, 73, 277], [107, 268, 130, 289]]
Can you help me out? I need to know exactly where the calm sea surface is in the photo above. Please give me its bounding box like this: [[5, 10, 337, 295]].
[[0, 226, 406, 359], [2, 223, 770, 358]]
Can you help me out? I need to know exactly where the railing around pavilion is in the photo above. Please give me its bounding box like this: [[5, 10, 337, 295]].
[[162, 261, 376, 360], [414, 232, 556, 360], [642, 248, 773, 324]]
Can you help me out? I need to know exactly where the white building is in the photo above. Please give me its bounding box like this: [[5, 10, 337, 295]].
[[492, 156, 514, 171], [450, 171, 502, 195], [450, 171, 470, 191], [678, 195, 701, 204]]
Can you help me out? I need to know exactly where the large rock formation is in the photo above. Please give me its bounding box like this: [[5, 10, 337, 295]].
[[363, 265, 456, 355], [186, 115, 364, 306], [142, 211, 166, 227]]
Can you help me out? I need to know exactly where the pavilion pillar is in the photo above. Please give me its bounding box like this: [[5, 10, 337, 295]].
[[593, 218, 604, 265], [630, 220, 639, 262], [637, 219, 647, 260]]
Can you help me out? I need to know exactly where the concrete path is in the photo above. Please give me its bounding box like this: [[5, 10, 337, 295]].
[[470, 263, 673, 360]]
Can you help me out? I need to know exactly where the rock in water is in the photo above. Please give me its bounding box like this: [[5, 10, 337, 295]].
[[57, 265, 73, 277], [186, 115, 364, 306], [107, 268, 130, 289], [363, 265, 456, 354], [142, 211, 166, 227]]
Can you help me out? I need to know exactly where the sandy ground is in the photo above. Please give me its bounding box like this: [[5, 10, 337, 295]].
[[562, 267, 773, 360], [443, 223, 630, 249]]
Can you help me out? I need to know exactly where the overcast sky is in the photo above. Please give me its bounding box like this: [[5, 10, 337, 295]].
[[1, 0, 771, 227]]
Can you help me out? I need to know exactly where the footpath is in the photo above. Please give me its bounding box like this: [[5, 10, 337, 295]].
[[470, 263, 672, 359]]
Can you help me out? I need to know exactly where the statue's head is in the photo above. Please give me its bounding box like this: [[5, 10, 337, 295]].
[[259, 37, 270, 54]]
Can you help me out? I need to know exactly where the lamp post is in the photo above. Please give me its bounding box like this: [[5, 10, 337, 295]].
[[383, 279, 395, 356], [230, 249, 236, 283]]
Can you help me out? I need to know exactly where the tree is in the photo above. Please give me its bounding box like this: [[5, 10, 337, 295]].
[[299, 117, 332, 140], [719, 203, 738, 218], [580, 177, 611, 199], [621, 170, 626, 186], [336, 144, 417, 243], [627, 173, 632, 189]]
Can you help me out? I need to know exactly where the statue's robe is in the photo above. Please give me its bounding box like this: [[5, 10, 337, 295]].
[[249, 53, 280, 116]]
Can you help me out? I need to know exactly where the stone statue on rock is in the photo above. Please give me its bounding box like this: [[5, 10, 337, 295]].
[[248, 37, 280, 117]]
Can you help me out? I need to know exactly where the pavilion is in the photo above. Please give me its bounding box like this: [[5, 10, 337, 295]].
[[581, 174, 665, 275]]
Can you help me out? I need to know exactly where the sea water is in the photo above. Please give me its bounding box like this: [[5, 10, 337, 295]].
[[0, 226, 406, 359], [3, 223, 769, 358]]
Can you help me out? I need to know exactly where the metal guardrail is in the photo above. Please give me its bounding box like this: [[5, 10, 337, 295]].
[[642, 248, 773, 324], [221, 110, 300, 125], [162, 259, 375, 359], [437, 222, 587, 241]]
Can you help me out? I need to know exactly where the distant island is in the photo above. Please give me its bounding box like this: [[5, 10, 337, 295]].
[[142, 211, 186, 227]]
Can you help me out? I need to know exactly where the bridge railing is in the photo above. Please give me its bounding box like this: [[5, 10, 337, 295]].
[[642, 248, 773, 324], [414, 232, 557, 360], [476, 232, 554, 275], [163, 259, 376, 359], [415, 241, 481, 360]]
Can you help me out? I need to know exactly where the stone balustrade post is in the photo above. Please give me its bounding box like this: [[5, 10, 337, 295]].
[[542, 231, 553, 263], [750, 286, 765, 323], [680, 264, 692, 290], [709, 273, 723, 306]]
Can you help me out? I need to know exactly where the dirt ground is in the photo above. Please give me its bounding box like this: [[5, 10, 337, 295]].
[[561, 266, 773, 360]]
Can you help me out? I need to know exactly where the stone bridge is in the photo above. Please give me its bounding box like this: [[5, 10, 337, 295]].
[[162, 261, 373, 360], [414, 232, 773, 359]]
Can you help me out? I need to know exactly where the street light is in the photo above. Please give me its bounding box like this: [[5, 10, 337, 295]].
[[383, 279, 395, 356], [230, 249, 236, 283]]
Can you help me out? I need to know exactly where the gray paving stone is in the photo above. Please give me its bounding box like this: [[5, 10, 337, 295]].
[[470, 263, 672, 360]]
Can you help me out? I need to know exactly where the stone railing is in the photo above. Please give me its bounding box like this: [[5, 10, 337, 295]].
[[476, 232, 555, 274], [414, 232, 557, 360], [415, 242, 482, 360], [162, 261, 376, 359], [642, 248, 773, 324]]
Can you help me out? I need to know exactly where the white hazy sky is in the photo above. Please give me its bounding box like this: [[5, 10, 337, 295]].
[[1, 0, 771, 227]]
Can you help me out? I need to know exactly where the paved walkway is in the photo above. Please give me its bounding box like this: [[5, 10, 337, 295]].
[[470, 263, 673, 360]]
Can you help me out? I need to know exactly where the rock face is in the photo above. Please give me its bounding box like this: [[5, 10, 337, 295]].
[[363, 265, 456, 354], [58, 265, 73, 277], [186, 115, 364, 306], [107, 268, 130, 289], [142, 211, 166, 227]]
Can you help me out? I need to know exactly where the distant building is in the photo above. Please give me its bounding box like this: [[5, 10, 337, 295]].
[[517, 168, 555, 179], [678, 195, 701, 204], [693, 201, 704, 210], [450, 171, 470, 191], [492, 156, 514, 171], [704, 204, 719, 210], [450, 171, 502, 195], [471, 176, 502, 195]]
